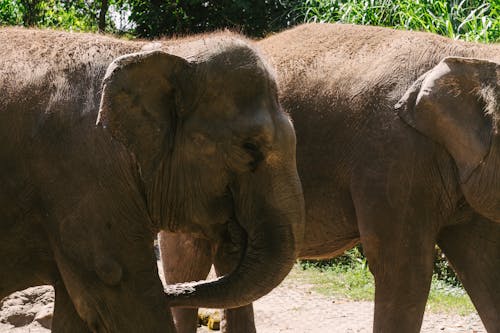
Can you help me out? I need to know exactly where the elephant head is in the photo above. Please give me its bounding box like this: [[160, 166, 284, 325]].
[[97, 40, 304, 308], [397, 56, 499, 222]]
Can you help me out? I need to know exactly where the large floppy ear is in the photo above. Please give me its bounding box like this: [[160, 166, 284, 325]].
[[97, 51, 193, 179], [396, 57, 499, 182]]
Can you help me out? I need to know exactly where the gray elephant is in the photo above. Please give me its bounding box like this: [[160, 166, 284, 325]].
[[0, 28, 304, 332], [160, 23, 500, 333]]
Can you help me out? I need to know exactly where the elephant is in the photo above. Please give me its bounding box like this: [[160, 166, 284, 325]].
[[0, 27, 304, 332], [159, 23, 500, 333]]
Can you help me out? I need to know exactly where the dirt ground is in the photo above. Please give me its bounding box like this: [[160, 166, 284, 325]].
[[248, 274, 485, 333], [0, 262, 485, 333]]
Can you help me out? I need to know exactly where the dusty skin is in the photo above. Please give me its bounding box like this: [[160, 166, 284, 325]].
[[0, 263, 485, 333], [0, 27, 304, 332], [160, 23, 500, 333]]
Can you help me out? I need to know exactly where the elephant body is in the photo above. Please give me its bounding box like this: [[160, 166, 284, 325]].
[[1, 30, 153, 332], [160, 23, 500, 333], [0, 28, 304, 332]]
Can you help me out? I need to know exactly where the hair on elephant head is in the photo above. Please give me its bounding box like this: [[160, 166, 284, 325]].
[[397, 56, 500, 222], [97, 40, 305, 309]]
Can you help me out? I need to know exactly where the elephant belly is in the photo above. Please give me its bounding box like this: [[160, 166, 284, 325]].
[[298, 186, 360, 259], [0, 214, 56, 299]]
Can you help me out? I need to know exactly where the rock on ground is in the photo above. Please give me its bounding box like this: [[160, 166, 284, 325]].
[[0, 286, 53, 332]]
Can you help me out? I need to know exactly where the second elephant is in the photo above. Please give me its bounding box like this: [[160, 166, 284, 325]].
[[160, 23, 500, 333]]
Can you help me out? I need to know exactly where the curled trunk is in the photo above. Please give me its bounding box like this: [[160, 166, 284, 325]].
[[165, 222, 297, 308], [165, 142, 304, 308]]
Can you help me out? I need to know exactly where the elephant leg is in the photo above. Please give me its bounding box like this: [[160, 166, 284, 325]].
[[351, 176, 438, 332], [219, 304, 256, 333], [359, 217, 435, 333], [437, 214, 500, 332], [50, 236, 175, 332], [159, 231, 213, 333], [213, 236, 256, 333], [52, 280, 90, 333]]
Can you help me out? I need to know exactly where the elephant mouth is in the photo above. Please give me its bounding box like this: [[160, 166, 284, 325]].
[[218, 216, 248, 257], [189, 188, 241, 242]]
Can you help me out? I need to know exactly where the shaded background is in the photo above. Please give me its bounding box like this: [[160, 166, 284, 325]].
[[0, 0, 498, 42]]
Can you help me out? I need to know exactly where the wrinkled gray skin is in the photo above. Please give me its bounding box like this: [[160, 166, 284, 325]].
[[160, 23, 500, 333], [0, 28, 304, 332]]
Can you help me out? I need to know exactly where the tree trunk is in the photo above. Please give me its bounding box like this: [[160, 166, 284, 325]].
[[21, 0, 42, 27], [98, 0, 109, 33]]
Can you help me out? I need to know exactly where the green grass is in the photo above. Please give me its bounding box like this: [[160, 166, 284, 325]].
[[294, 263, 476, 315], [292, 0, 500, 42], [427, 278, 475, 315]]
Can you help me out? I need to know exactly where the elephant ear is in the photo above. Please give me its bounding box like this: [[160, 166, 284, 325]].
[[97, 50, 193, 179], [396, 57, 499, 183]]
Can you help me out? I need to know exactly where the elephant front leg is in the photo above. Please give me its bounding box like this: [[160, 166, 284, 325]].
[[159, 232, 213, 333], [49, 233, 175, 332], [219, 305, 256, 333], [213, 233, 257, 333], [52, 280, 91, 333], [438, 214, 500, 332]]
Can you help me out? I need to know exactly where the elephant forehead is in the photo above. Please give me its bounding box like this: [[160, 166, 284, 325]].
[[187, 105, 275, 143], [231, 108, 275, 143], [195, 70, 275, 119], [203, 64, 272, 95], [199, 42, 275, 92]]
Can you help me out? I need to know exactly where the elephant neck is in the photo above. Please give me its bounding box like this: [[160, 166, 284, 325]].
[[462, 137, 500, 222]]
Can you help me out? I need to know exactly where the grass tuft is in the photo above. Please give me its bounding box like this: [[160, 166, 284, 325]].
[[295, 264, 476, 314], [292, 0, 500, 42], [296, 246, 477, 315]]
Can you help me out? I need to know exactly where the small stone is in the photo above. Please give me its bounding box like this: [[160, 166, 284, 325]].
[[198, 309, 220, 330], [198, 309, 211, 326], [207, 316, 220, 330], [34, 304, 53, 329]]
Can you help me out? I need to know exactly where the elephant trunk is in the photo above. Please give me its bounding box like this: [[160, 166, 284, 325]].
[[166, 221, 297, 308], [165, 163, 304, 309], [462, 138, 500, 223]]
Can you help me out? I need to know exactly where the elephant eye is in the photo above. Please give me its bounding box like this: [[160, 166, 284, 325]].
[[242, 141, 264, 172]]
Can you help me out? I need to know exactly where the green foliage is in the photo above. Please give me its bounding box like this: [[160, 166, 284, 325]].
[[299, 245, 474, 313], [300, 245, 462, 287], [2, 0, 498, 41], [127, 0, 297, 38], [0, 0, 124, 32], [300, 245, 367, 271], [0, 0, 23, 25], [34, 0, 99, 31], [299, 259, 375, 300], [295, 259, 476, 314], [293, 0, 500, 42], [433, 246, 461, 287], [427, 277, 474, 315]]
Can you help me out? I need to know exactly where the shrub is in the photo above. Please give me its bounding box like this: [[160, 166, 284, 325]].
[[300, 245, 462, 287], [292, 0, 500, 42]]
